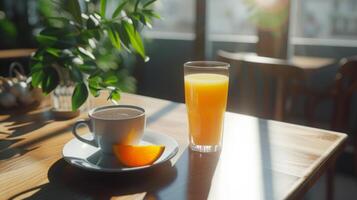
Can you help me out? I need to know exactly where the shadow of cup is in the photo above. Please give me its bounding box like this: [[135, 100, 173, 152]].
[[46, 158, 178, 198]]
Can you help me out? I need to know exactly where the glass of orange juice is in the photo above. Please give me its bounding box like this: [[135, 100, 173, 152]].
[[184, 61, 229, 153]]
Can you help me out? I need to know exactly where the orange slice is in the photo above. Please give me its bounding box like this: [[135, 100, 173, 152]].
[[113, 145, 165, 167]]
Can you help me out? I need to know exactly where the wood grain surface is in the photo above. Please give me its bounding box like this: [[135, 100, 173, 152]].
[[0, 93, 347, 200], [0, 49, 36, 59]]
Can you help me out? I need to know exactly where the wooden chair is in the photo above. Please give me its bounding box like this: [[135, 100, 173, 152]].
[[306, 56, 357, 173], [217, 50, 305, 121], [301, 56, 357, 200]]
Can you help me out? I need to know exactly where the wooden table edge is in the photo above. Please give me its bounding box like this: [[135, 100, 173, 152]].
[[0, 48, 36, 59], [285, 132, 348, 200]]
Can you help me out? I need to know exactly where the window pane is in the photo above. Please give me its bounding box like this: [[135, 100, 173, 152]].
[[208, 0, 255, 35], [149, 0, 195, 33], [294, 0, 357, 40]]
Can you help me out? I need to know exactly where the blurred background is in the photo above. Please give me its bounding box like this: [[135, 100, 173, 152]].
[[0, 0, 357, 199]]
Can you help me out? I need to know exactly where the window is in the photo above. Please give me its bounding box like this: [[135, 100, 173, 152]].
[[208, 0, 255, 36], [294, 0, 357, 40], [145, 0, 195, 38]]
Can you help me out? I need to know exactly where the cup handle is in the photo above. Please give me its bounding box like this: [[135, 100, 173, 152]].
[[72, 119, 98, 147]]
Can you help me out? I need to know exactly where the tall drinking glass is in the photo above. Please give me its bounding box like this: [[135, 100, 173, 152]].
[[184, 61, 229, 152]]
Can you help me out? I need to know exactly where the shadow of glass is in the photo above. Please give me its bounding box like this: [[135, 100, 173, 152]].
[[152, 148, 221, 200], [186, 149, 221, 200], [9, 158, 177, 200]]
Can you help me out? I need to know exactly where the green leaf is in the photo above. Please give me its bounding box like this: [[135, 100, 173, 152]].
[[37, 34, 57, 46], [30, 62, 44, 73], [31, 66, 45, 88], [78, 61, 98, 74], [109, 89, 121, 102], [72, 82, 88, 111], [69, 65, 83, 82], [42, 52, 58, 65], [104, 73, 119, 85], [143, 0, 156, 8], [89, 76, 102, 88], [31, 71, 45, 88], [41, 67, 60, 94], [142, 9, 161, 19], [122, 21, 146, 59], [78, 47, 95, 60], [31, 49, 45, 62], [54, 36, 77, 49], [88, 76, 102, 97], [57, 50, 75, 64], [47, 17, 70, 23], [46, 48, 61, 57], [112, 90, 121, 101], [117, 23, 131, 50], [46, 17, 70, 27], [100, 0, 107, 17], [92, 29, 101, 41], [88, 69, 102, 78], [89, 86, 100, 97], [38, 27, 78, 49], [112, 0, 127, 18], [62, 0, 82, 25], [134, 0, 140, 12], [72, 56, 84, 65], [39, 27, 62, 36], [107, 25, 121, 50], [43, 25, 78, 36], [80, 29, 99, 44], [87, 15, 100, 29], [0, 18, 17, 38], [130, 15, 141, 30], [137, 13, 152, 28]]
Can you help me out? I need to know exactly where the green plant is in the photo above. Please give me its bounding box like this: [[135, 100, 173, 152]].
[[30, 0, 159, 110], [0, 10, 17, 47], [244, 0, 289, 33]]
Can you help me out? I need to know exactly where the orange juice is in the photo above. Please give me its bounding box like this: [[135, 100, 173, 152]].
[[184, 73, 229, 146]]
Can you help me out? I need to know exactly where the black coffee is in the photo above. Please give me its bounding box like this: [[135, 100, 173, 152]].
[[92, 107, 143, 120]]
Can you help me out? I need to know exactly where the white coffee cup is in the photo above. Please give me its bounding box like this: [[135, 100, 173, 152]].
[[72, 105, 145, 154]]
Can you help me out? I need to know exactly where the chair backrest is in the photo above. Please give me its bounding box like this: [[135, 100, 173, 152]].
[[331, 56, 357, 131], [217, 50, 304, 120], [335, 56, 357, 96]]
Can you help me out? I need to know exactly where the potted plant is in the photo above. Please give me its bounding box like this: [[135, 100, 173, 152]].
[[244, 0, 291, 59], [30, 0, 159, 113]]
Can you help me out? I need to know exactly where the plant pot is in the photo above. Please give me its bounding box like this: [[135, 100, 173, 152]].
[[256, 27, 290, 59], [51, 66, 92, 118]]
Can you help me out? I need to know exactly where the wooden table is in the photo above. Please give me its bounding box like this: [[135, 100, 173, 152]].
[[292, 56, 335, 71], [216, 51, 336, 71], [0, 93, 347, 199]]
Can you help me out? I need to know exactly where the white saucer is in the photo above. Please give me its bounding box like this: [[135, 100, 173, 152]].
[[62, 130, 179, 172]]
